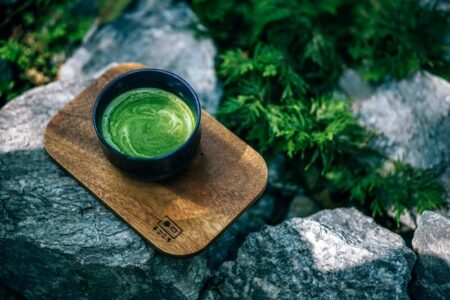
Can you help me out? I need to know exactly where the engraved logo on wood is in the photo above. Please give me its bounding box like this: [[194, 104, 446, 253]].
[[153, 216, 183, 243]]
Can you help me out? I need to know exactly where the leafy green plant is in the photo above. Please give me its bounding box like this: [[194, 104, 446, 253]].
[[0, 0, 134, 106], [0, 0, 95, 105], [192, 0, 448, 223], [349, 0, 450, 81]]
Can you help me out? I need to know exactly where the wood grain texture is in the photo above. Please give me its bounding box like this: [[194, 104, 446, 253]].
[[44, 63, 268, 257]]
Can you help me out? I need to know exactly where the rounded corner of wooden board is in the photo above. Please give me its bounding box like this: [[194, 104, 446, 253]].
[[252, 149, 269, 187], [43, 120, 57, 155]]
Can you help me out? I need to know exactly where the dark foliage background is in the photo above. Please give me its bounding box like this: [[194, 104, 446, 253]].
[[0, 0, 132, 107], [191, 0, 449, 223]]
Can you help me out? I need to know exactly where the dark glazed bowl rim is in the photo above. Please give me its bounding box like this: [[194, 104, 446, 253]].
[[92, 68, 201, 162]]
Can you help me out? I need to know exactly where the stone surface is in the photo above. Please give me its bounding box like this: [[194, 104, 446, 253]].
[[338, 69, 373, 101], [340, 70, 450, 173], [340, 70, 450, 215], [205, 194, 275, 269], [59, 0, 221, 113], [412, 211, 450, 299], [204, 208, 415, 300], [0, 152, 207, 299], [0, 74, 266, 299], [0, 80, 89, 153], [0, 1, 258, 295], [286, 194, 321, 219], [0, 79, 210, 298], [0, 3, 226, 294], [0, 1, 225, 299], [387, 208, 419, 231]]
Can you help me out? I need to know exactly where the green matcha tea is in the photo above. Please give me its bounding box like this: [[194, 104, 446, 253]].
[[101, 88, 196, 158]]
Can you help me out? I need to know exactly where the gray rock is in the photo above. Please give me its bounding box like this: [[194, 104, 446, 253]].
[[341, 70, 450, 173], [286, 194, 320, 219], [0, 6, 226, 296], [0, 80, 89, 153], [205, 194, 275, 269], [338, 69, 373, 101], [0, 72, 267, 299], [205, 208, 415, 300], [387, 208, 419, 231], [0, 79, 213, 299], [412, 211, 450, 300], [340, 70, 450, 215], [0, 150, 211, 299], [59, 0, 222, 113]]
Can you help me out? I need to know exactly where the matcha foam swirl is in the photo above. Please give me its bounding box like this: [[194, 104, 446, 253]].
[[101, 88, 196, 158]]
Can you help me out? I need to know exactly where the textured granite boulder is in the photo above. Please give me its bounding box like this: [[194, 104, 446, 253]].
[[0, 80, 211, 299], [0, 80, 89, 153], [0, 64, 273, 300], [0, 2, 234, 294], [0, 68, 277, 299], [205, 194, 275, 269], [59, 0, 221, 113], [412, 211, 450, 299], [340, 69, 450, 220], [338, 69, 373, 101], [340, 70, 450, 173], [204, 208, 415, 300]]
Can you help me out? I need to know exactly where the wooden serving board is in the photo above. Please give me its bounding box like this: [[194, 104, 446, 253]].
[[44, 63, 268, 257]]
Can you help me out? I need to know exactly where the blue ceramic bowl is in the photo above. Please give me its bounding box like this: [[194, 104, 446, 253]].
[[92, 68, 201, 180]]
